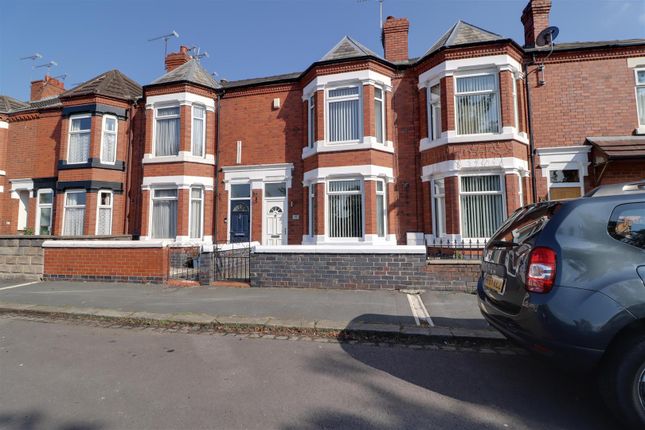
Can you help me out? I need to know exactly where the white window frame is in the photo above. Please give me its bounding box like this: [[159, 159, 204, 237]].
[[325, 178, 364, 240], [427, 83, 442, 141], [153, 105, 181, 157], [376, 179, 387, 237], [635, 68, 645, 128], [35, 188, 54, 236], [374, 86, 386, 144], [518, 174, 524, 207], [512, 76, 520, 130], [189, 186, 204, 239], [546, 167, 585, 200], [458, 173, 506, 241], [95, 190, 114, 235], [191, 105, 206, 158], [325, 84, 363, 144], [454, 71, 501, 136], [62, 189, 86, 236], [100, 115, 118, 165], [150, 187, 179, 239], [308, 95, 315, 148], [431, 178, 446, 238], [67, 114, 91, 164]]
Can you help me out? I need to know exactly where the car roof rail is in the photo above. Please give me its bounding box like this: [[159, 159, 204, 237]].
[[586, 180, 645, 197]]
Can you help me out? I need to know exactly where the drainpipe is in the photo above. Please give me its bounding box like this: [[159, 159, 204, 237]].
[[124, 98, 138, 237], [524, 56, 539, 203], [213, 89, 224, 244]]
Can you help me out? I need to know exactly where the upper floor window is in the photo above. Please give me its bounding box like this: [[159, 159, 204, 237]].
[[374, 87, 385, 143], [328, 179, 362, 238], [101, 115, 118, 164], [68, 115, 91, 164], [192, 105, 205, 157], [155, 106, 180, 156], [455, 74, 500, 135], [428, 84, 442, 140], [636, 69, 645, 127], [96, 190, 113, 235], [308, 95, 315, 148], [327, 86, 361, 143], [63, 190, 86, 236]]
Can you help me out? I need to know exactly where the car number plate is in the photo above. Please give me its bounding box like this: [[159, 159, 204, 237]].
[[484, 274, 505, 295]]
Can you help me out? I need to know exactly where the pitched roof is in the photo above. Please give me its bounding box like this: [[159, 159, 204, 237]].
[[320, 36, 381, 61], [0, 95, 29, 113], [61, 69, 142, 101], [586, 136, 645, 160], [424, 20, 504, 57], [221, 71, 302, 89], [151, 59, 220, 89]]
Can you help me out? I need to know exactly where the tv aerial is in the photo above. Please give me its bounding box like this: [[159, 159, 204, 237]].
[[35, 61, 58, 74], [148, 30, 179, 56], [535, 26, 559, 86], [189, 46, 209, 61]]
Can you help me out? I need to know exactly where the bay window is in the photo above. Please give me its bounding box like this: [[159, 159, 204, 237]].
[[151, 188, 178, 239], [432, 178, 446, 237], [189, 187, 203, 239], [328, 179, 362, 238], [327, 86, 361, 143], [96, 190, 113, 235], [68, 115, 91, 163], [36, 189, 53, 235], [308, 95, 315, 148], [374, 87, 385, 143], [192, 105, 205, 157], [460, 175, 504, 238], [63, 190, 86, 236], [376, 180, 387, 237], [637, 69, 645, 127], [100, 115, 118, 164], [428, 84, 442, 140], [455, 74, 500, 135], [155, 106, 180, 156]]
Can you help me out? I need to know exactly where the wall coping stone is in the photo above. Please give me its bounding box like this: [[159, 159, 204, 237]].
[[253, 245, 426, 254], [427, 259, 482, 265], [43, 240, 170, 249]]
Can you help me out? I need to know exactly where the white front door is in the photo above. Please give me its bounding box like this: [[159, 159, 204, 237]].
[[265, 202, 285, 246], [17, 191, 29, 231]]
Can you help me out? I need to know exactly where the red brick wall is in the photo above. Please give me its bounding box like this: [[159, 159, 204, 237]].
[[382, 17, 409, 62]]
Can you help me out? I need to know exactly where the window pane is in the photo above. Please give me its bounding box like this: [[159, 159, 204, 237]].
[[550, 169, 580, 184], [329, 99, 360, 142], [376, 181, 384, 192], [105, 117, 116, 132], [376, 194, 385, 237], [608, 203, 645, 249], [39, 191, 53, 205], [638, 71, 645, 85], [265, 182, 286, 198], [638, 87, 645, 125], [157, 107, 179, 117], [71, 116, 91, 131], [68, 132, 90, 163], [375, 97, 383, 143], [192, 115, 204, 156], [97, 207, 112, 235], [155, 117, 180, 156], [38, 208, 52, 235], [154, 189, 177, 199], [329, 180, 361, 193], [461, 194, 504, 238], [329, 87, 359, 97], [152, 199, 177, 239], [66, 192, 86, 206], [456, 93, 499, 134], [193, 106, 205, 119], [190, 198, 202, 239], [101, 131, 116, 163], [64, 208, 85, 236], [100, 192, 112, 206], [191, 188, 203, 199], [231, 184, 251, 198], [456, 75, 495, 93], [461, 176, 501, 192], [374, 87, 383, 99], [328, 193, 362, 238]]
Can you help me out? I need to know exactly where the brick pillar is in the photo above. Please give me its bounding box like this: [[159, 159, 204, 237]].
[[145, 109, 154, 154], [387, 182, 398, 237], [252, 189, 262, 242], [315, 90, 324, 142], [421, 181, 432, 234], [216, 188, 228, 243], [180, 105, 191, 153], [517, 77, 528, 133], [385, 89, 395, 143], [499, 70, 515, 129], [89, 115, 101, 159], [363, 84, 375, 139], [204, 189, 214, 238], [206, 109, 216, 156], [303, 186, 309, 236], [85, 191, 97, 235], [314, 182, 325, 236], [444, 176, 460, 235], [505, 174, 521, 216], [53, 193, 64, 235], [419, 88, 428, 140], [140, 189, 150, 237], [364, 180, 376, 235], [177, 188, 189, 237], [441, 77, 455, 133]]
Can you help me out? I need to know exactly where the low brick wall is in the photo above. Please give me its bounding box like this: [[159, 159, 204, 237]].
[[43, 240, 170, 283], [423, 260, 481, 293], [0, 237, 46, 281]]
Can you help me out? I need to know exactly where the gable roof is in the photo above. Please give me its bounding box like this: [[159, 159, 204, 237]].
[[61, 69, 142, 101], [320, 36, 381, 61], [0, 95, 29, 114], [150, 59, 220, 89], [424, 20, 505, 57]]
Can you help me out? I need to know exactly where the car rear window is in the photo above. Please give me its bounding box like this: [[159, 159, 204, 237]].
[[489, 203, 561, 245], [608, 202, 645, 250]]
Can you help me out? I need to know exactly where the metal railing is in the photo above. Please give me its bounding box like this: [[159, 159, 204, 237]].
[[167, 245, 201, 281], [210, 242, 251, 282], [426, 238, 487, 260]]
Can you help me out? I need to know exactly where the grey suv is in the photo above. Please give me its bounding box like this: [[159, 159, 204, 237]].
[[478, 180, 645, 429]]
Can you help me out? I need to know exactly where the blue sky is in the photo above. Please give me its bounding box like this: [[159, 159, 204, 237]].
[[1, 0, 644, 101]]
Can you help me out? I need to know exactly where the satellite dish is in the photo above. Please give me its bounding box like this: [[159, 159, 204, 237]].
[[536, 26, 559, 47]]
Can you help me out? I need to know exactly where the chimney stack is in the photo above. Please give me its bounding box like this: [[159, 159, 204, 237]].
[[521, 0, 552, 47], [382, 16, 409, 62], [165, 45, 192, 72], [30, 75, 65, 101]]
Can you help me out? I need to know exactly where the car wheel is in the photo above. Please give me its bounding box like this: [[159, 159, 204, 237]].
[[600, 333, 645, 429]]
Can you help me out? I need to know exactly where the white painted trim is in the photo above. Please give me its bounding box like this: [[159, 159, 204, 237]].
[[42, 239, 171, 248], [303, 165, 394, 185], [0, 170, 5, 176], [302, 70, 393, 100], [302, 137, 394, 159], [190, 104, 207, 158], [142, 152, 215, 165], [0, 121, 8, 129], [35, 188, 54, 235], [99, 114, 118, 165], [627, 57, 645, 68], [141, 175, 214, 190], [188, 186, 204, 240], [419, 128, 528, 151], [536, 146, 591, 177], [10, 178, 34, 199], [67, 114, 92, 165], [254, 244, 425, 254], [222, 163, 294, 192], [421, 157, 529, 181], [0, 186, 4, 193], [95, 189, 114, 235], [418, 54, 522, 89], [146, 92, 215, 110]]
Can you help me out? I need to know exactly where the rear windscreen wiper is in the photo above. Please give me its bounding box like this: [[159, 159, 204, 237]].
[[488, 239, 519, 248]]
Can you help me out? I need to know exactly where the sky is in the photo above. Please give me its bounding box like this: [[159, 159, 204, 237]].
[[1, 0, 644, 101]]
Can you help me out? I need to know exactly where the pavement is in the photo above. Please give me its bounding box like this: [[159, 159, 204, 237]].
[[0, 317, 618, 429], [0, 278, 501, 340]]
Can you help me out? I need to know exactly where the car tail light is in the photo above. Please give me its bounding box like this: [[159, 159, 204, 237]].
[[526, 247, 557, 293]]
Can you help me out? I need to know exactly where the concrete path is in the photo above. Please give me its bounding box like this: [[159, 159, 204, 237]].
[[0, 280, 499, 339]]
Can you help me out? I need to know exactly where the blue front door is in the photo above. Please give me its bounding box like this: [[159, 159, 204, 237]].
[[230, 200, 250, 243]]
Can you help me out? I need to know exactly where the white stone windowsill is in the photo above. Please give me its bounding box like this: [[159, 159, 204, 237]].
[[254, 244, 426, 254], [42, 240, 171, 248], [420, 128, 529, 152], [302, 137, 394, 159], [143, 152, 215, 165]]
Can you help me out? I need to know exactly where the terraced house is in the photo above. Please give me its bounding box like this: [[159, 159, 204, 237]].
[[1, 0, 644, 252]]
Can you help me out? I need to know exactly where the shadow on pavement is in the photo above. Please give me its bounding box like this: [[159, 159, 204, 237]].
[[0, 410, 102, 430]]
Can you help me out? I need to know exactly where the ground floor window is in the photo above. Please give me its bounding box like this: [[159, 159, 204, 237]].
[[151, 188, 178, 239], [432, 178, 446, 237], [376, 180, 387, 237], [328, 179, 362, 238], [460, 175, 504, 239], [548, 168, 583, 200], [36, 189, 53, 235], [96, 190, 113, 235], [189, 187, 203, 239], [63, 190, 86, 236]]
